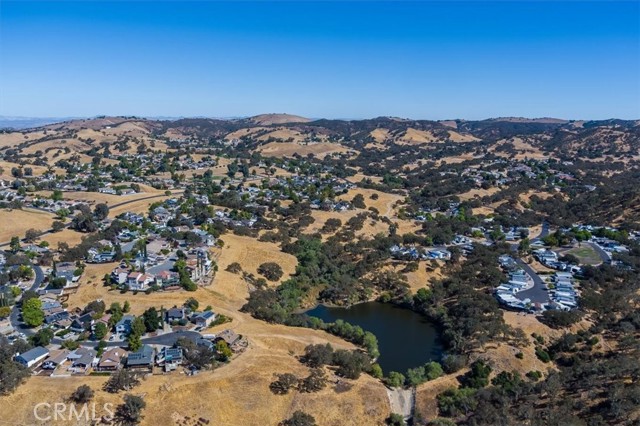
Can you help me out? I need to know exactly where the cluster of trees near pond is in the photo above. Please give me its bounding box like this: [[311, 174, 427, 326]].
[[241, 229, 525, 375], [241, 215, 640, 424]]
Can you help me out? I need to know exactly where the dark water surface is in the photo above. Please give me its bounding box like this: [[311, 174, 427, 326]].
[[306, 302, 443, 373]]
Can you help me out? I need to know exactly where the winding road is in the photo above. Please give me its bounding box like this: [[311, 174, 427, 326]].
[[8, 262, 44, 336]]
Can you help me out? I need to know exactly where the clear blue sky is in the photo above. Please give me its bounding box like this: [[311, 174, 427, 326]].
[[1, 1, 639, 119]]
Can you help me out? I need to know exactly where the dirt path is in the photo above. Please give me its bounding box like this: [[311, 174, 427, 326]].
[[386, 387, 414, 421], [384, 199, 395, 217]]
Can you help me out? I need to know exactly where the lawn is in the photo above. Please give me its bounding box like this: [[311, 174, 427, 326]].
[[566, 245, 602, 265]]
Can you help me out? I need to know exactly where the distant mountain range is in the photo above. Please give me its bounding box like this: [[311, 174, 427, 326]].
[[1, 113, 636, 131], [0, 116, 84, 130]]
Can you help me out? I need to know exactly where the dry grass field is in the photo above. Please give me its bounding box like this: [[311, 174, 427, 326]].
[[250, 113, 311, 125], [446, 130, 480, 142], [414, 371, 467, 421], [413, 310, 589, 421], [0, 160, 59, 178], [21, 138, 91, 155], [38, 228, 85, 248], [403, 262, 444, 293], [337, 188, 404, 217], [0, 208, 56, 243], [369, 128, 391, 143], [23, 232, 393, 426], [258, 141, 350, 159], [1, 336, 388, 426], [107, 194, 175, 218], [397, 128, 439, 144], [346, 173, 383, 184], [457, 187, 500, 201], [438, 153, 476, 165], [519, 190, 556, 205], [0, 130, 49, 148], [470, 205, 495, 216], [216, 233, 298, 289], [36, 189, 162, 206], [491, 137, 548, 160]]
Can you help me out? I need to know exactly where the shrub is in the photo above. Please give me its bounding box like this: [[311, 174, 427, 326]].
[[226, 262, 242, 273], [257, 262, 284, 281], [269, 373, 298, 395], [535, 348, 551, 363], [384, 371, 405, 388], [70, 385, 94, 403]]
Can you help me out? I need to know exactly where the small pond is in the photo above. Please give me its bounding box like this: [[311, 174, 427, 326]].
[[306, 302, 444, 373]]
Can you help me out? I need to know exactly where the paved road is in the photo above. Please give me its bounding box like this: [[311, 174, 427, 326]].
[[531, 221, 549, 242], [513, 258, 549, 304], [8, 263, 45, 337], [507, 222, 550, 304]]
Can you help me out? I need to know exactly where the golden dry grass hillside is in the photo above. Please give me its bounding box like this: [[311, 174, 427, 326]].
[[249, 113, 311, 125], [397, 128, 439, 144], [337, 188, 404, 217], [0, 208, 56, 243], [0, 130, 49, 148], [25, 232, 392, 426], [457, 187, 500, 201], [1, 334, 388, 426], [257, 141, 350, 159]]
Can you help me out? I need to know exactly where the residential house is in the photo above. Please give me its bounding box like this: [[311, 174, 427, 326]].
[[126, 272, 154, 291], [155, 270, 180, 288], [214, 329, 246, 352], [42, 349, 69, 370], [155, 347, 183, 371], [68, 348, 97, 374], [165, 307, 186, 322], [91, 314, 112, 333], [111, 266, 130, 286], [69, 312, 95, 333], [96, 348, 127, 371], [54, 262, 78, 286], [192, 310, 217, 328], [115, 315, 135, 335], [126, 345, 154, 371], [45, 311, 70, 326], [196, 337, 215, 350], [88, 248, 116, 263], [427, 248, 452, 260], [15, 347, 49, 368]]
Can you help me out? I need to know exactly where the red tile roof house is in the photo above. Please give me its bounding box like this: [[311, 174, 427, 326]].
[[91, 314, 112, 333], [111, 266, 130, 285], [126, 272, 155, 291], [155, 270, 180, 288]]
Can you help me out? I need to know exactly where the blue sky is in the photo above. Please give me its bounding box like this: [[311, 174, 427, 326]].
[[0, 1, 639, 119]]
